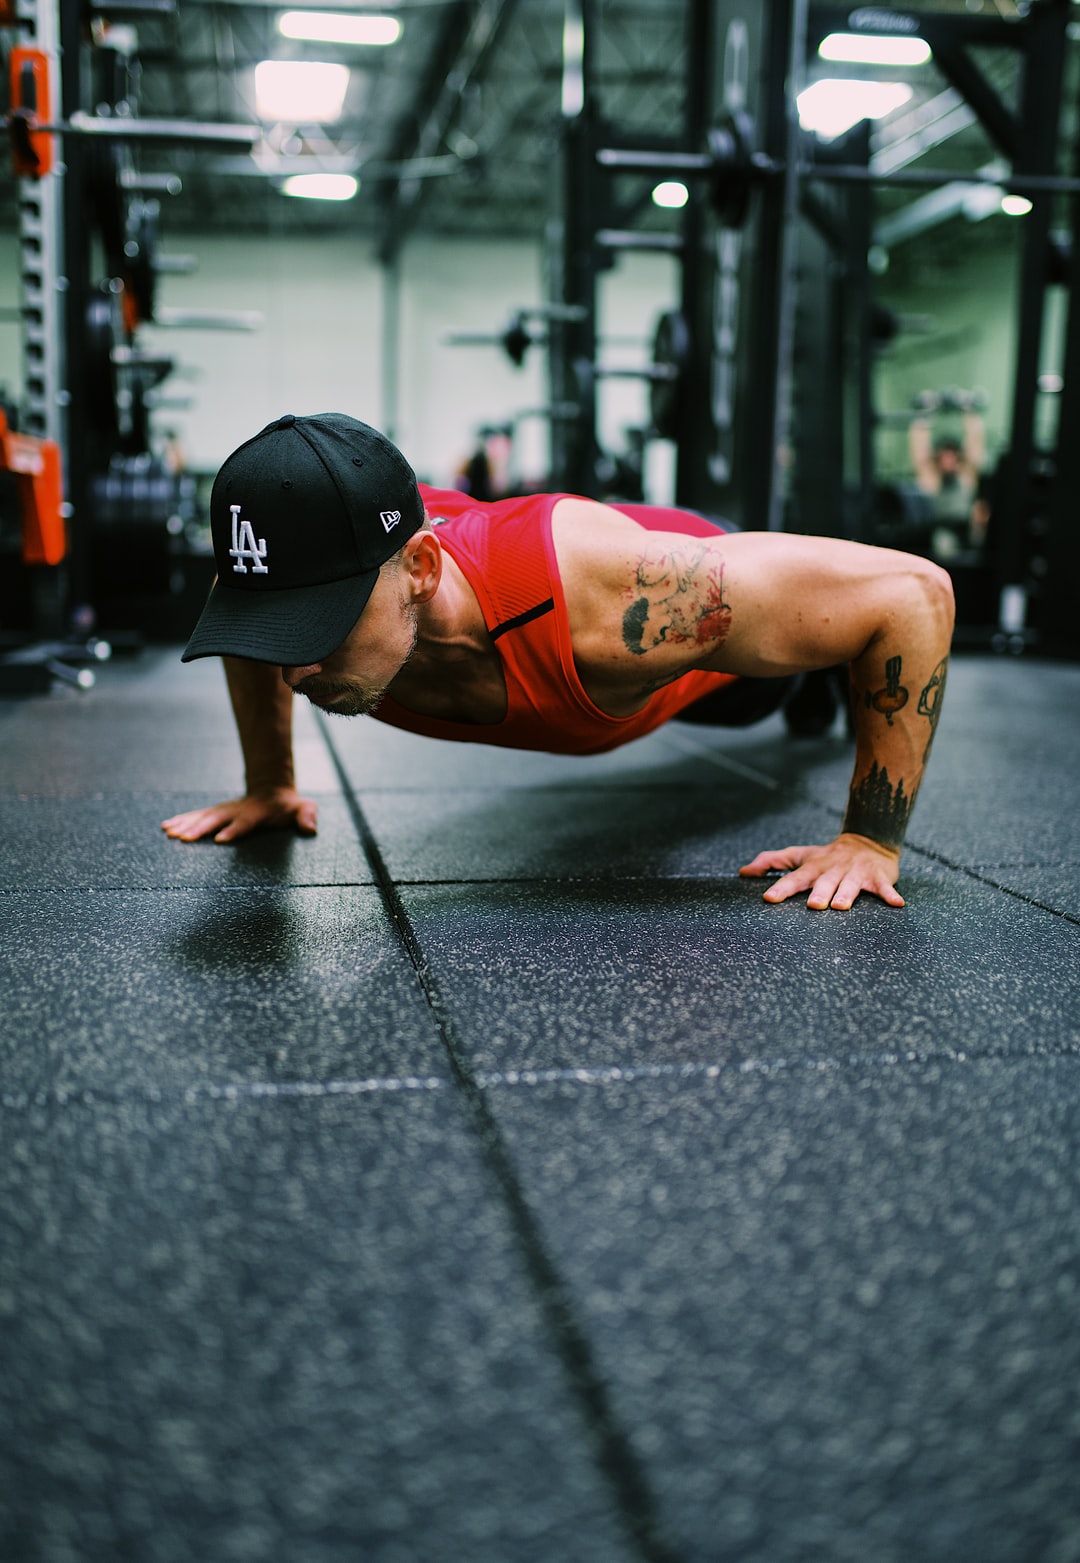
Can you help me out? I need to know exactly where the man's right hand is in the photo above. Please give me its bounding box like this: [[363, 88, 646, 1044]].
[[161, 787, 319, 844]]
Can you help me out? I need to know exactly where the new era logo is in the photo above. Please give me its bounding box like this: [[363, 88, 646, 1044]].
[[380, 510, 402, 533], [229, 504, 268, 574]]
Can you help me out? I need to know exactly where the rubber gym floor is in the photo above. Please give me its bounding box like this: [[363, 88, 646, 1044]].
[[1, 644, 1079, 1563]]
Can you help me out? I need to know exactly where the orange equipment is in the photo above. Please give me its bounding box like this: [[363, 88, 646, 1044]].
[[8, 46, 54, 177], [0, 408, 66, 565]]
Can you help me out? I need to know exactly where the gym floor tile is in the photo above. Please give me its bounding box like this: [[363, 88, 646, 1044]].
[[664, 659, 1080, 875], [886, 768, 1080, 870], [400, 875, 1080, 1078], [480, 1058, 1080, 1563], [968, 863, 1080, 920], [3, 646, 1078, 1563], [0, 795, 372, 891], [323, 705, 723, 790], [0, 652, 338, 797], [0, 887, 447, 1099], [357, 782, 839, 882], [0, 1091, 633, 1563], [911, 856, 1080, 923], [768, 660, 1080, 870]]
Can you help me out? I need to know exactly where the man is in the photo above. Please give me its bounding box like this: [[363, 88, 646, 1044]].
[[163, 413, 954, 911], [908, 391, 988, 560]]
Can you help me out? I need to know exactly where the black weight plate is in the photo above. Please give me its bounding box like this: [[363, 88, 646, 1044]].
[[650, 309, 690, 439]]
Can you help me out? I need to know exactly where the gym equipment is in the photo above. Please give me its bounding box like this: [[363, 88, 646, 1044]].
[[649, 310, 691, 442], [875, 388, 991, 430], [90, 453, 197, 598], [581, 0, 1079, 650], [596, 125, 1080, 218], [0, 406, 64, 567], [1, 0, 261, 677], [7, 43, 53, 175], [84, 286, 124, 443], [912, 387, 990, 417], [445, 305, 588, 368]]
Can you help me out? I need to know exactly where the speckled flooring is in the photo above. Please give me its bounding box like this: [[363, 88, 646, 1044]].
[[1, 649, 1078, 1563]]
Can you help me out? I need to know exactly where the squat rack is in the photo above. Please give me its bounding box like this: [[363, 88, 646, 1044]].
[[1, 0, 259, 685], [544, 0, 1080, 654]]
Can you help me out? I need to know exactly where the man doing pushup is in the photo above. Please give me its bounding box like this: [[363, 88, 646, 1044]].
[[164, 413, 954, 911]]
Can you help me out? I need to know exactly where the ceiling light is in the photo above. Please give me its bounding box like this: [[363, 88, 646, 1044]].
[[1001, 193, 1033, 216], [797, 79, 913, 140], [278, 12, 401, 46], [652, 181, 688, 209], [282, 172, 358, 200], [254, 60, 349, 123], [819, 32, 931, 66]]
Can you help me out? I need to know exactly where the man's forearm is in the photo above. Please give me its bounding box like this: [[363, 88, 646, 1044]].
[[962, 412, 986, 473], [908, 417, 935, 488], [223, 656, 295, 792], [843, 581, 954, 852]]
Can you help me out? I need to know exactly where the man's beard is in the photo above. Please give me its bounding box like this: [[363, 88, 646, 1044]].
[[297, 612, 418, 718], [300, 679, 386, 717]]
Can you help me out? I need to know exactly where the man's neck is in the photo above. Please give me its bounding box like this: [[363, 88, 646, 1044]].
[[385, 549, 507, 722]]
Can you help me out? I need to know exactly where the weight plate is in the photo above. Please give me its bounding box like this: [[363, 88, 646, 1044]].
[[650, 308, 690, 439], [84, 287, 122, 442]]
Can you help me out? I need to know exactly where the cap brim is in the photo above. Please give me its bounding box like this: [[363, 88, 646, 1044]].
[[181, 571, 379, 665]]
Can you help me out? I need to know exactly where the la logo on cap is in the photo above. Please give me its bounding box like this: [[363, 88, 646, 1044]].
[[229, 504, 269, 574]]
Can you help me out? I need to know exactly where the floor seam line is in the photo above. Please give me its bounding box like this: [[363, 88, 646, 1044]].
[[0, 881, 379, 896], [7, 1041, 1080, 1114], [795, 794, 1080, 927], [314, 712, 681, 1563], [0, 1076, 451, 1110], [564, 725, 1080, 923], [893, 848, 1080, 926]]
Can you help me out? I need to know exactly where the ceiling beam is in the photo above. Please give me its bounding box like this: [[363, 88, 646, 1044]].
[[375, 0, 521, 263]]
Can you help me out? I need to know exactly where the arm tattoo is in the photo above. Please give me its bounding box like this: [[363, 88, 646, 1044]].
[[843, 762, 913, 850], [917, 656, 949, 762], [621, 546, 732, 658], [865, 655, 909, 725]]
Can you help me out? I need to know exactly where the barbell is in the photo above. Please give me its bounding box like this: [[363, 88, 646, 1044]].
[[596, 111, 1080, 226]]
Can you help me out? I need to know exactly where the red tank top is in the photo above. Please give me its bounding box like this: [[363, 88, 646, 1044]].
[[371, 486, 739, 756]]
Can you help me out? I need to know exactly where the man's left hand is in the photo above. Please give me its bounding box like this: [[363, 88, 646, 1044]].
[[739, 833, 904, 910]]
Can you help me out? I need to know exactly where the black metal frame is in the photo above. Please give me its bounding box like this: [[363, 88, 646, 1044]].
[[545, 0, 602, 496], [810, 0, 1076, 649]]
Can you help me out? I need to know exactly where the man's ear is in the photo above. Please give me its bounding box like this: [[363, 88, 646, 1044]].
[[404, 530, 442, 603]]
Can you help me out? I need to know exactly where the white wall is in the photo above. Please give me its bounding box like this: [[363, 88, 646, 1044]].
[[2, 210, 1064, 500], [595, 249, 680, 467], [0, 225, 681, 493], [134, 233, 381, 473], [395, 237, 546, 486]]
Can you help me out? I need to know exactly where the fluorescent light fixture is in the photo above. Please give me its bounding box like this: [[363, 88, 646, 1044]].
[[254, 60, 349, 123], [1001, 193, 1033, 216], [652, 180, 688, 209], [282, 172, 358, 200], [797, 79, 913, 140], [278, 12, 401, 46], [819, 32, 931, 66]]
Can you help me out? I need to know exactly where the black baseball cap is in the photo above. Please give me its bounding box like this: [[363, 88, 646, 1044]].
[[182, 412, 425, 665]]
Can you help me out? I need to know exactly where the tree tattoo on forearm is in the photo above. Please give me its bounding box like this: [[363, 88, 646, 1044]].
[[622, 546, 732, 657], [843, 762, 912, 850], [846, 652, 947, 847]]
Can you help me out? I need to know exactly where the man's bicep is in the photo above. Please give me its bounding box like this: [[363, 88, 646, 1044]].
[[696, 532, 903, 678]]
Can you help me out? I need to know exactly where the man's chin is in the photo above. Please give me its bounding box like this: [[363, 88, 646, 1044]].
[[301, 686, 382, 718]]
